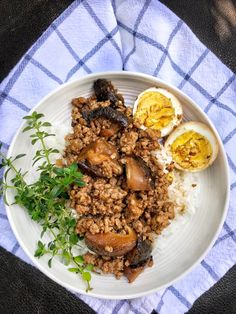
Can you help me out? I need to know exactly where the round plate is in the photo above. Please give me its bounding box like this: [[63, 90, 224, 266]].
[[5, 71, 230, 299]]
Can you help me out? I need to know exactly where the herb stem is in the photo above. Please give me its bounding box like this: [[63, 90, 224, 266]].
[[36, 125, 51, 167], [1, 112, 91, 291]]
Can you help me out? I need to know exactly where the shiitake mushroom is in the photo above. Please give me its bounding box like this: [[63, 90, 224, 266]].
[[125, 156, 154, 191], [93, 78, 124, 107], [124, 238, 153, 283], [124, 257, 153, 283], [126, 237, 153, 267], [100, 123, 120, 137], [77, 139, 122, 177], [82, 106, 129, 129], [85, 227, 137, 257], [78, 139, 118, 164]]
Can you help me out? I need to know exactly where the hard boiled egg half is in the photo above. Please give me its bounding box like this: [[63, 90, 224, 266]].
[[165, 121, 219, 172], [133, 87, 183, 137]]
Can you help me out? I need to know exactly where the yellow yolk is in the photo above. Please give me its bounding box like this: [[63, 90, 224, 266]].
[[134, 92, 175, 130], [170, 130, 213, 170]]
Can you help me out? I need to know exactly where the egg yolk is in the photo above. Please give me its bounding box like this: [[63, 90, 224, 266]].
[[134, 92, 175, 130], [170, 130, 212, 170]]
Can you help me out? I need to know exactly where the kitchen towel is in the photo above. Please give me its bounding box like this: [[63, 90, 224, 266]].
[[0, 1, 236, 313]]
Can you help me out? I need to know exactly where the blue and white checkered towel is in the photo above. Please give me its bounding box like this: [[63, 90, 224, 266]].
[[1, 1, 236, 313]]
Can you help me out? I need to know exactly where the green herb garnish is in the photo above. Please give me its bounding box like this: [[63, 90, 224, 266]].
[[0, 111, 93, 292]]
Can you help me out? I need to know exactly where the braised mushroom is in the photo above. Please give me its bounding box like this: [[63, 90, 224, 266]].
[[126, 237, 153, 267], [82, 106, 129, 129], [76, 161, 104, 178], [77, 139, 122, 177], [85, 227, 137, 257], [100, 123, 120, 137], [93, 78, 124, 107], [124, 238, 153, 282], [125, 156, 154, 191], [78, 139, 118, 164], [124, 257, 153, 283]]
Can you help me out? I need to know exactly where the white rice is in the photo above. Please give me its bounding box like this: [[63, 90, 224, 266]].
[[44, 123, 72, 164], [154, 145, 200, 250]]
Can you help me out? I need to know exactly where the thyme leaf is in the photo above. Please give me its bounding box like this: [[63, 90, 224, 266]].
[[0, 112, 92, 291]]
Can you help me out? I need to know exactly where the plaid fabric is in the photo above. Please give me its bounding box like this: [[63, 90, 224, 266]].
[[0, 1, 236, 313]]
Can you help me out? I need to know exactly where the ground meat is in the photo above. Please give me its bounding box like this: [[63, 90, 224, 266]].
[[72, 178, 127, 216], [134, 129, 160, 158], [120, 131, 138, 154], [99, 159, 123, 178], [84, 252, 125, 279], [76, 214, 127, 235], [64, 80, 175, 282], [125, 193, 144, 222]]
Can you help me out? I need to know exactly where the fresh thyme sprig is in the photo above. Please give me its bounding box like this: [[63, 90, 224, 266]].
[[0, 111, 93, 292]]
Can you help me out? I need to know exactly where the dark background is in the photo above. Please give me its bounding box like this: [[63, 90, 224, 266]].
[[0, 1, 236, 313], [1, 0, 236, 81]]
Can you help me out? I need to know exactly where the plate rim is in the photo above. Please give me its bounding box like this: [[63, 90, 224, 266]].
[[5, 71, 230, 299]]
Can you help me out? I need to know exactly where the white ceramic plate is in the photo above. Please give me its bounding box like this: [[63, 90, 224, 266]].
[[5, 71, 230, 299]]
